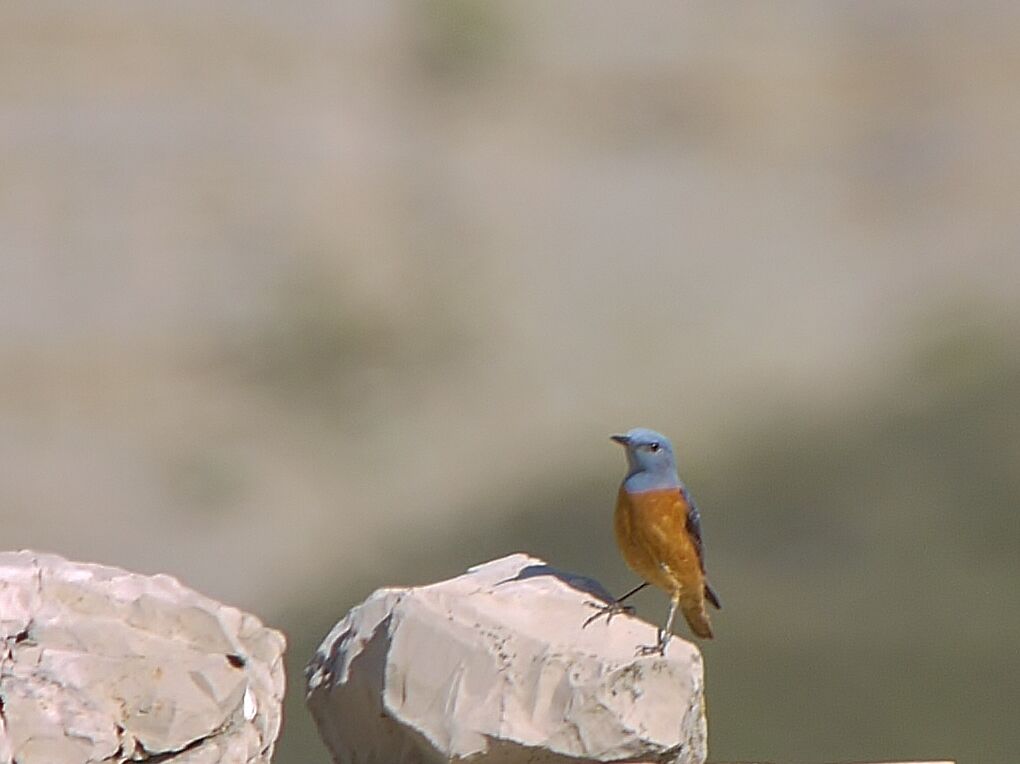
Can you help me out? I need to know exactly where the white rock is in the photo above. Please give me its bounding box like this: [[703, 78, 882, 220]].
[[306, 553, 707, 764], [0, 550, 286, 764]]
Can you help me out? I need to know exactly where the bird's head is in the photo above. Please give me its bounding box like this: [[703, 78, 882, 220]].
[[611, 427, 680, 489]]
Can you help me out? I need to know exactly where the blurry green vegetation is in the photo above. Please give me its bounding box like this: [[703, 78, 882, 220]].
[[225, 266, 472, 426], [163, 449, 247, 518], [242, 278, 392, 399], [415, 0, 509, 85], [274, 314, 1019, 764]]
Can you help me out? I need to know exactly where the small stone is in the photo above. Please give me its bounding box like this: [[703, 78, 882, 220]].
[[306, 553, 707, 764], [0, 550, 286, 764]]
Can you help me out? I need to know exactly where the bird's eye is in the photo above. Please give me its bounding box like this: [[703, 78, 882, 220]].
[[649, 442, 661, 452]]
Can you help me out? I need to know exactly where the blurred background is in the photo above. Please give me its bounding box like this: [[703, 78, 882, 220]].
[[3, 2, 1019, 763]]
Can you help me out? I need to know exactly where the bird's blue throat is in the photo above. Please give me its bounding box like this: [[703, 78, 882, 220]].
[[622, 468, 681, 494]]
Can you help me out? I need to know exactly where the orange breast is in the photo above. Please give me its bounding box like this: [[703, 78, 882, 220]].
[[614, 487, 704, 596]]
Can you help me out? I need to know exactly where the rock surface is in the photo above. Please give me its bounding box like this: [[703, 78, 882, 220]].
[[306, 553, 707, 764], [0, 550, 286, 764]]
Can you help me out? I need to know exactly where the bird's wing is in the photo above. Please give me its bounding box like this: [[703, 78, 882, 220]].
[[680, 484, 722, 610], [679, 484, 706, 569], [704, 581, 721, 610]]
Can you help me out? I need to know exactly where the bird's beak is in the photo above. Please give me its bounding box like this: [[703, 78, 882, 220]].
[[610, 434, 630, 446]]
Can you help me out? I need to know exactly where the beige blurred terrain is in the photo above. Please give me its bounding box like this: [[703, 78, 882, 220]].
[[2, 3, 1018, 763]]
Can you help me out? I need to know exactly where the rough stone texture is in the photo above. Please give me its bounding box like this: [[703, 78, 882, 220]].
[[306, 553, 707, 764], [0, 550, 286, 764]]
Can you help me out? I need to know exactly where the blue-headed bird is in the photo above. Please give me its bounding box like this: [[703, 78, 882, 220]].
[[586, 427, 721, 654]]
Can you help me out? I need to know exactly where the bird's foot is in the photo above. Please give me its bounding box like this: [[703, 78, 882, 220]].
[[635, 629, 670, 657], [582, 599, 635, 628]]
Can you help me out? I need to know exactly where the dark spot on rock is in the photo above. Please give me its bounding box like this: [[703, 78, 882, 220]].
[[226, 653, 246, 668]]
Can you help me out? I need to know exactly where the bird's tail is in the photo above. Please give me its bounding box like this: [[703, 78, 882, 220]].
[[682, 600, 714, 639]]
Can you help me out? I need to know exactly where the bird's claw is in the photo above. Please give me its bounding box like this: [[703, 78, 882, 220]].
[[634, 629, 670, 656], [582, 599, 636, 628]]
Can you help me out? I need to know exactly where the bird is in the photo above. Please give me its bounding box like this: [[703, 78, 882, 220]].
[[585, 427, 721, 654]]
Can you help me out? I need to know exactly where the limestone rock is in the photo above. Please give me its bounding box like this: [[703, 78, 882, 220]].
[[306, 553, 707, 764], [0, 550, 286, 764]]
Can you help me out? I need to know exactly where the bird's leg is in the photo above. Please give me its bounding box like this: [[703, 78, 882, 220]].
[[636, 593, 679, 656], [582, 581, 648, 628]]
